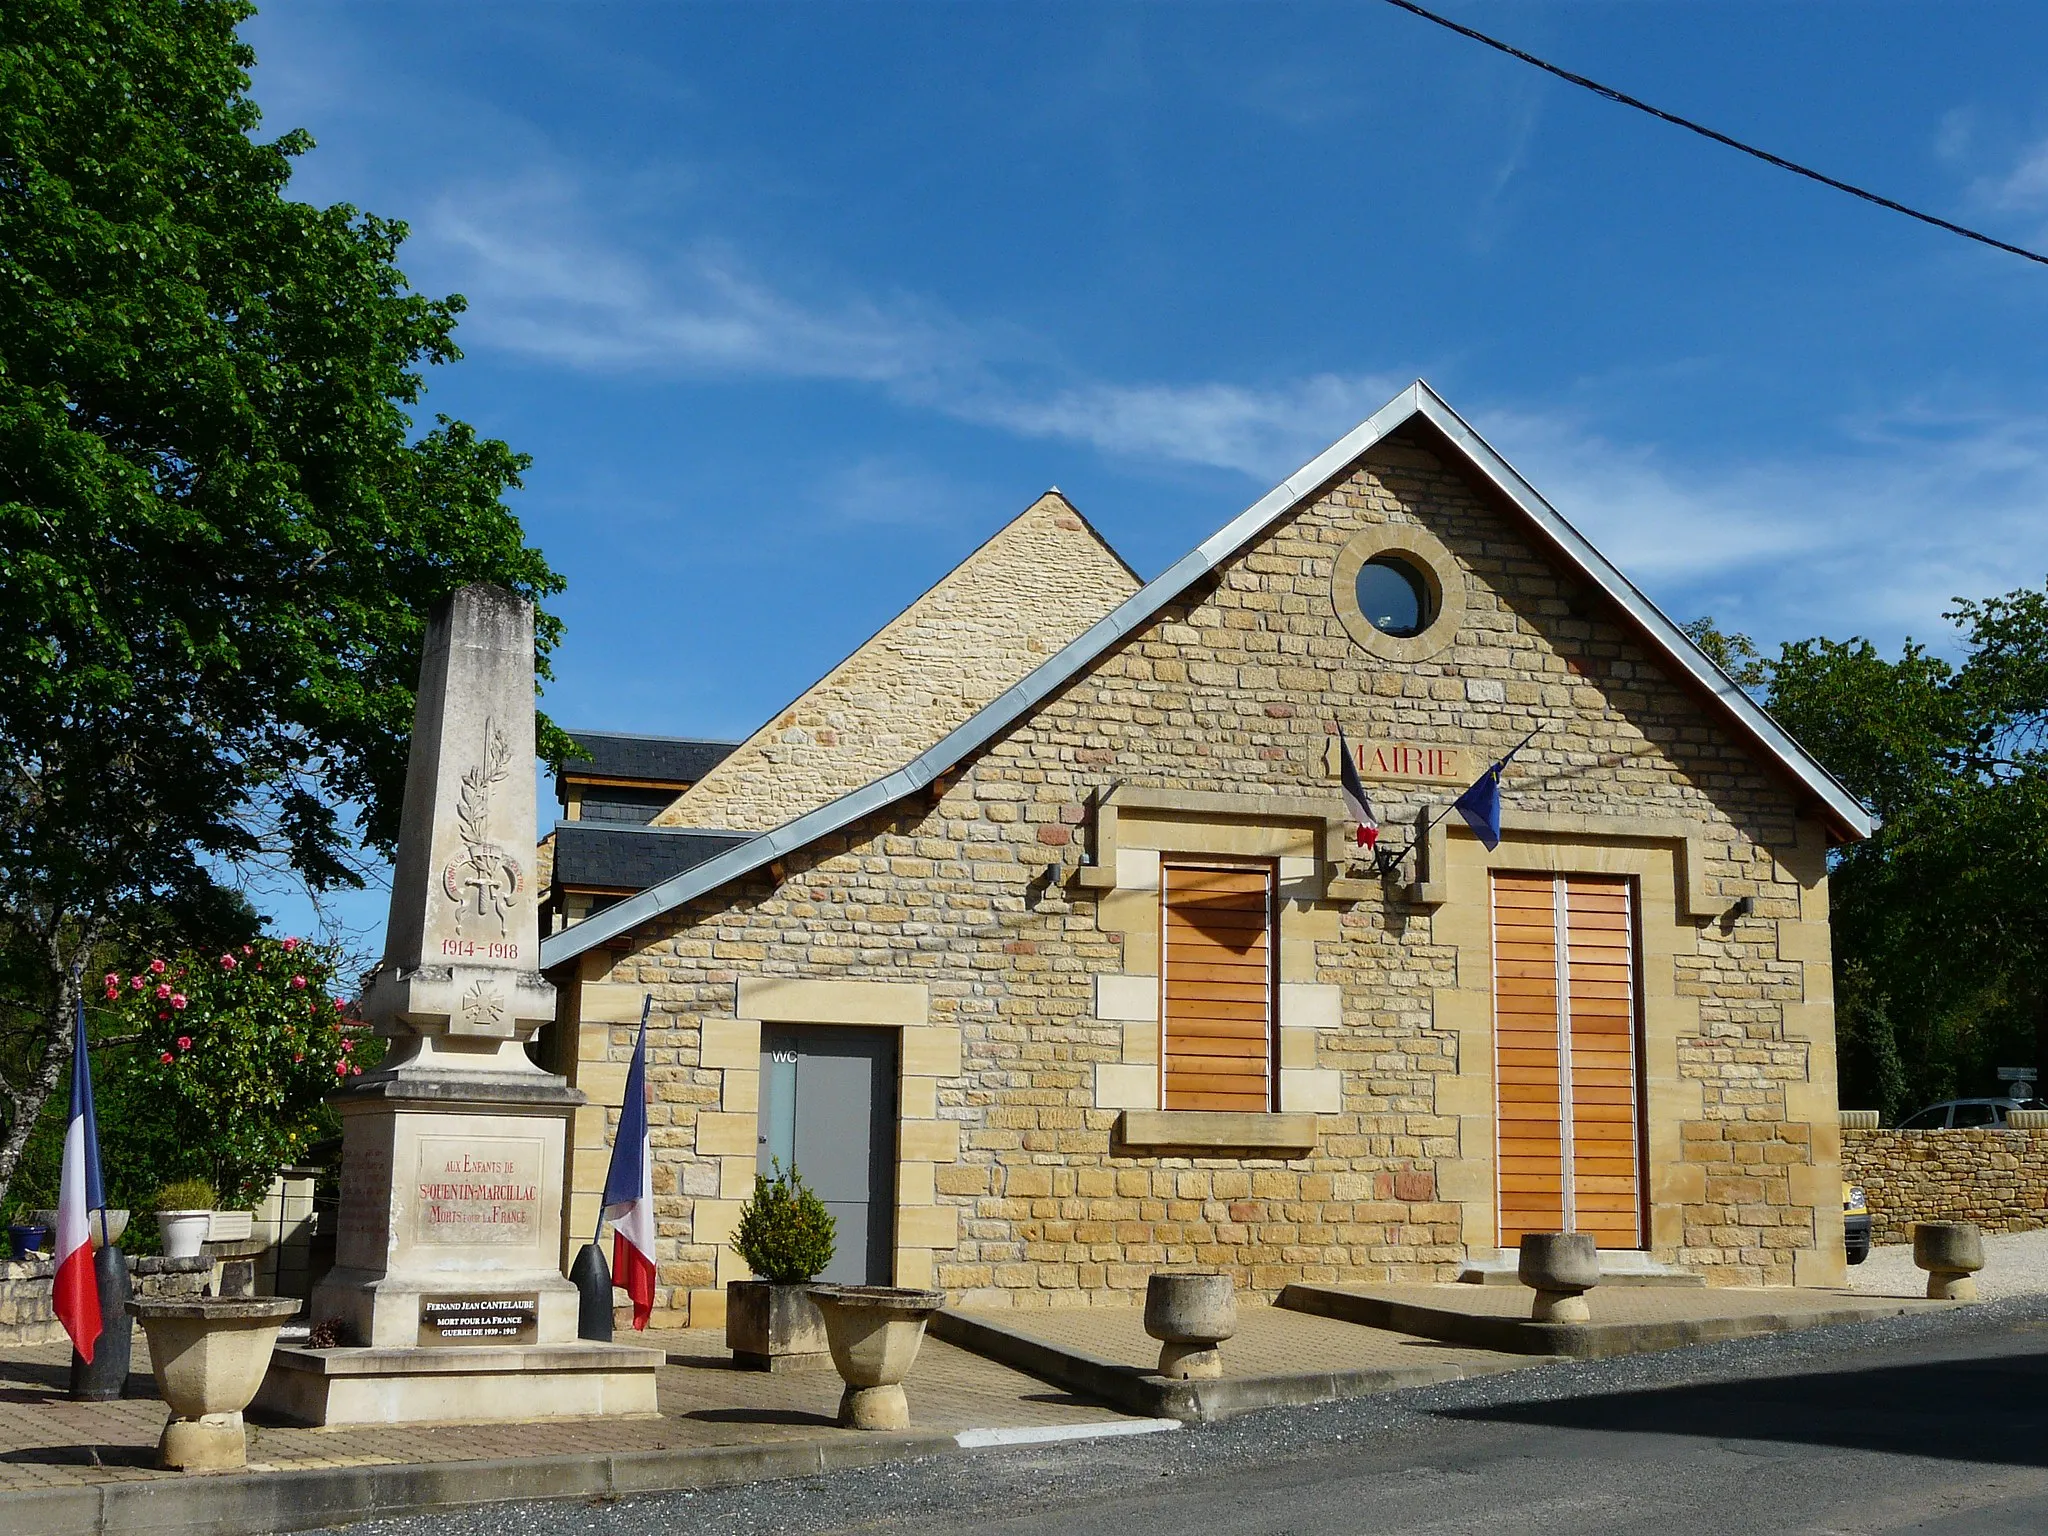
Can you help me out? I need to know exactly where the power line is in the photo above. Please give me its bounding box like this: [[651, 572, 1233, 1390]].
[[1375, 0, 2048, 270]]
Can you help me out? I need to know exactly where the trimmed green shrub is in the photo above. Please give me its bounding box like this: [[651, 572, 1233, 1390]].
[[732, 1161, 835, 1283]]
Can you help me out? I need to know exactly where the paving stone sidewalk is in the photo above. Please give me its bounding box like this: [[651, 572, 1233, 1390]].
[[1328, 1281, 1944, 1322], [963, 1301, 1539, 1381], [0, 1325, 1126, 1493]]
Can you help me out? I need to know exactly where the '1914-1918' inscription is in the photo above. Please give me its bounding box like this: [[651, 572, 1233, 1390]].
[[441, 938, 519, 960]]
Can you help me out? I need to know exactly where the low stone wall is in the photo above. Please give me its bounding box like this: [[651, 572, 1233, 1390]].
[[0, 1252, 212, 1348], [0, 1258, 60, 1345], [1842, 1127, 2048, 1243]]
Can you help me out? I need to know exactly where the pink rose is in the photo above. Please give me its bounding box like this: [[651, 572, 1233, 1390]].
[[282, 937, 300, 953], [130, 975, 144, 990], [176, 1036, 192, 1050], [336, 1063, 349, 1078], [103, 973, 118, 988], [158, 1052, 173, 1064], [290, 975, 306, 990], [220, 954, 236, 970], [242, 944, 252, 956], [333, 999, 345, 1012], [149, 959, 166, 974], [171, 994, 187, 1010], [293, 1052, 304, 1063], [340, 1038, 353, 1052], [155, 982, 171, 999]]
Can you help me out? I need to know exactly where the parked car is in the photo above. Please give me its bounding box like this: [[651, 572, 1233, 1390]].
[[1894, 1097, 2044, 1129], [1843, 1181, 1870, 1265]]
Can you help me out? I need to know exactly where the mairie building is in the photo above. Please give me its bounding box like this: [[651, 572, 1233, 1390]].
[[535, 382, 1869, 1327]]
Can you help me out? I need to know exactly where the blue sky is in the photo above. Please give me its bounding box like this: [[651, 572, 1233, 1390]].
[[237, 2, 2048, 943]]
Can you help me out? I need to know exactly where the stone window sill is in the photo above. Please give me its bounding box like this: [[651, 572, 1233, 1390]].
[[1113, 1110, 1319, 1157]]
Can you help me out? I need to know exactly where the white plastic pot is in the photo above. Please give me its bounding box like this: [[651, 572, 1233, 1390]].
[[157, 1210, 212, 1260]]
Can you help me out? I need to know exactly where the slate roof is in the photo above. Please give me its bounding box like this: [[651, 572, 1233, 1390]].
[[541, 380, 1872, 970], [548, 822, 754, 893], [559, 731, 739, 785]]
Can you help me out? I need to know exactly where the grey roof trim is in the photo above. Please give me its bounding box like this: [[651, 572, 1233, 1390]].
[[541, 379, 1869, 969]]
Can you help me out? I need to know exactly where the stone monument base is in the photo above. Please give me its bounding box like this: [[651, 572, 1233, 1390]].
[[257, 1339, 663, 1426]]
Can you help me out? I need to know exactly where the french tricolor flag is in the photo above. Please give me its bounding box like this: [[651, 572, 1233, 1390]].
[[601, 1000, 656, 1331], [1337, 727, 1380, 851], [53, 984, 104, 1363]]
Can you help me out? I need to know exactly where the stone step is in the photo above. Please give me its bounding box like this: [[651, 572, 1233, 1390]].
[[1456, 1252, 1706, 1288]]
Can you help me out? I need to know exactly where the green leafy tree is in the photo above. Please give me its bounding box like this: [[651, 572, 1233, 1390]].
[[0, 0, 568, 1205], [1697, 590, 2048, 1120]]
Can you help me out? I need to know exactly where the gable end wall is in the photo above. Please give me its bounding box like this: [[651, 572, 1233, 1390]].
[[562, 428, 1841, 1321]]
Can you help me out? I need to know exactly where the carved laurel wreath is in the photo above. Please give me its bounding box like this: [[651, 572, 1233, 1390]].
[[457, 718, 513, 860]]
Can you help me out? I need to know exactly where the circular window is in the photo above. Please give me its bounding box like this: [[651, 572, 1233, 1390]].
[[1332, 524, 1464, 662], [1355, 556, 1434, 638]]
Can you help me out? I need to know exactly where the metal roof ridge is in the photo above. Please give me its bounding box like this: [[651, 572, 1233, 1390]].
[[539, 379, 1870, 969]]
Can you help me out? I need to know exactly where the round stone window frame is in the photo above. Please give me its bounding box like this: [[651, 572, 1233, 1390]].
[[1332, 524, 1466, 663]]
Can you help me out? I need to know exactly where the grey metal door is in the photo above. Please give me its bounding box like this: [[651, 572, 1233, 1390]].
[[756, 1025, 897, 1285]]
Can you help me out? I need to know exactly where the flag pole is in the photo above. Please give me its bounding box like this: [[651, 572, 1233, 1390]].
[[592, 993, 653, 1250], [1378, 721, 1549, 875]]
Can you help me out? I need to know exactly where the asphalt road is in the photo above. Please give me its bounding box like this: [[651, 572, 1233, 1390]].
[[320, 1297, 2048, 1536]]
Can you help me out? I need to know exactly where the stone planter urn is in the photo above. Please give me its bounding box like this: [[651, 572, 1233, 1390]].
[[1913, 1221, 1985, 1301], [809, 1285, 945, 1430], [1519, 1233, 1600, 1324], [1143, 1271, 1237, 1379], [726, 1280, 829, 1372], [32, 1208, 128, 1249], [156, 1210, 212, 1260], [129, 1296, 299, 1469]]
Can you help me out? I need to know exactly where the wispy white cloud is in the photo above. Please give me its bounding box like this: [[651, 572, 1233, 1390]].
[[1484, 403, 2048, 646], [961, 374, 1402, 479], [415, 171, 2048, 648], [419, 174, 1392, 480], [427, 174, 974, 384], [1978, 134, 2048, 214]]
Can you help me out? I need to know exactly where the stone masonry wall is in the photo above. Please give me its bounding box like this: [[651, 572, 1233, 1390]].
[[652, 492, 1139, 834], [1843, 1128, 2048, 1243], [579, 421, 1839, 1321]]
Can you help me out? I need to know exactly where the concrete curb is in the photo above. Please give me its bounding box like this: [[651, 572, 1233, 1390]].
[[929, 1309, 1466, 1422], [0, 1431, 958, 1536], [1278, 1284, 1933, 1360]]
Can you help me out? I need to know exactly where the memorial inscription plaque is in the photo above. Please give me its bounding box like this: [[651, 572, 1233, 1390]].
[[418, 1294, 540, 1347], [414, 1136, 542, 1246]]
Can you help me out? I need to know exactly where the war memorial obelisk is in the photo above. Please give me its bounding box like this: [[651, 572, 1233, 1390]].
[[260, 584, 661, 1425]]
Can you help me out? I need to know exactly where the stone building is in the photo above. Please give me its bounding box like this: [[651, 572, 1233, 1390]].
[[536, 382, 1869, 1326]]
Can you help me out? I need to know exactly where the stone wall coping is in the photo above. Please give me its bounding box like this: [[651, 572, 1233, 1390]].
[[1113, 1110, 1319, 1156], [1410, 806, 1715, 918], [1077, 786, 1348, 894]]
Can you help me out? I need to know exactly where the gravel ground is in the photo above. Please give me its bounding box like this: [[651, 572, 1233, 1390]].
[[1848, 1229, 2048, 1300], [306, 1292, 2048, 1536]]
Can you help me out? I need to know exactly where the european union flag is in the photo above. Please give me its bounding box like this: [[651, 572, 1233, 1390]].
[[1453, 762, 1503, 850]]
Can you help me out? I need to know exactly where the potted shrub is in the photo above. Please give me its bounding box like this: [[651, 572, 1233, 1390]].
[[156, 1178, 217, 1261], [725, 1162, 836, 1371]]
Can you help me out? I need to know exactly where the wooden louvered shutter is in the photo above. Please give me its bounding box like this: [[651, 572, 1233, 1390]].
[[1492, 873, 1643, 1249], [1563, 879, 1641, 1247], [1493, 873, 1567, 1241], [1161, 862, 1276, 1112]]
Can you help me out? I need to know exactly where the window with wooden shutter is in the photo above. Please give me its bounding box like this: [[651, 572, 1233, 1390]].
[[1492, 872, 1644, 1249], [1161, 861, 1277, 1112]]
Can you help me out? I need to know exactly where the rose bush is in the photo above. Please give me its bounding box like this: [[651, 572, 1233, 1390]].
[[96, 934, 380, 1205]]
